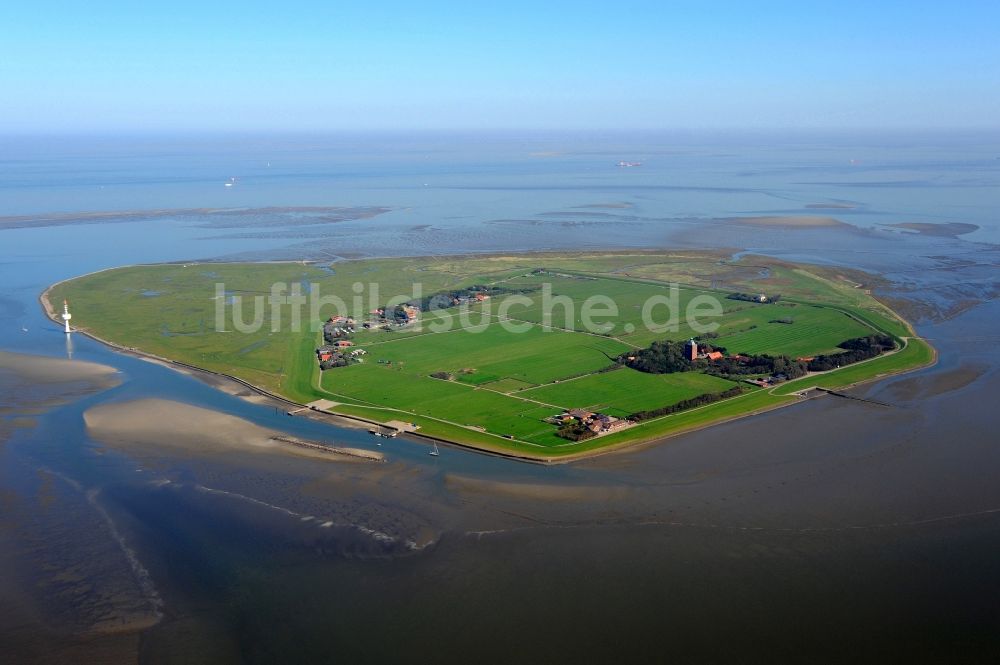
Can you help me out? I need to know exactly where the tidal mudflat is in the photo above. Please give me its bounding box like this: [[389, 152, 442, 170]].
[[1, 133, 998, 662]]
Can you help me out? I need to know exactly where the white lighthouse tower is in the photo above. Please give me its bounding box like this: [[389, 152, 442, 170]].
[[62, 299, 73, 334]]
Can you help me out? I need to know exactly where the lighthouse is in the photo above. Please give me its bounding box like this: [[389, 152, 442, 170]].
[[62, 299, 73, 334]]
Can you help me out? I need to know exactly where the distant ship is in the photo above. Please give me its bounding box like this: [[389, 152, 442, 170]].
[[224, 176, 237, 187], [617, 161, 642, 168]]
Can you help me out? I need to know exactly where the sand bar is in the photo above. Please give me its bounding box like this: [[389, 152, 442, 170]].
[[885, 222, 979, 237], [445, 473, 629, 502], [724, 215, 848, 228], [0, 350, 121, 387], [84, 398, 382, 462]]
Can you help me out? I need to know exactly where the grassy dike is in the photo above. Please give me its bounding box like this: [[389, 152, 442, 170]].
[[43, 252, 936, 462]]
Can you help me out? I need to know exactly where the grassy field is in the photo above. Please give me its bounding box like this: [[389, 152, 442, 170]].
[[48, 251, 933, 459], [350, 322, 628, 386], [520, 368, 736, 418], [709, 303, 873, 357], [489, 272, 873, 353]]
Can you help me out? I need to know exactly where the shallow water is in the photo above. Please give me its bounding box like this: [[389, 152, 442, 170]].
[[1, 132, 998, 663]]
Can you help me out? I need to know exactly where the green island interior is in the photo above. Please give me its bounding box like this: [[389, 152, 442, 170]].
[[48, 251, 935, 460]]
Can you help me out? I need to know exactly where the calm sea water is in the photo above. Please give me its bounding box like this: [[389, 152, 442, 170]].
[[1, 132, 998, 663]]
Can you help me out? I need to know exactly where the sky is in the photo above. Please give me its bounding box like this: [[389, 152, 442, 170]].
[[1, 1, 999, 133]]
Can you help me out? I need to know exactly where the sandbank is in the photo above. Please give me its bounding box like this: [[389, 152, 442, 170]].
[[445, 473, 629, 502], [724, 215, 848, 228], [0, 350, 121, 387], [84, 398, 381, 463], [885, 222, 979, 237]]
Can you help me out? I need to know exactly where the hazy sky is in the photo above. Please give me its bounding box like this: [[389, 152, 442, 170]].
[[2, 1, 998, 132]]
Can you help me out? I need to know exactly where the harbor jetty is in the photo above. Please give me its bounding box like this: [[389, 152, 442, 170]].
[[269, 435, 385, 462]]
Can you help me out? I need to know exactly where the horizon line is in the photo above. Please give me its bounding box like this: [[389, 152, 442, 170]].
[[3, 126, 1000, 138]]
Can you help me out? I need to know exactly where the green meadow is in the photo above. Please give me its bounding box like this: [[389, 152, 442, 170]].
[[49, 251, 933, 459], [519, 369, 735, 419]]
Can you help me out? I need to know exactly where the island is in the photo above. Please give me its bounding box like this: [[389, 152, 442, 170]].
[[44, 251, 935, 462]]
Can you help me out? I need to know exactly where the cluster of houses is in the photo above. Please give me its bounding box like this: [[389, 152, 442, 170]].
[[361, 289, 498, 330], [744, 373, 789, 388], [368, 304, 420, 326], [317, 315, 367, 370], [314, 301, 430, 371], [549, 408, 633, 436], [316, 343, 366, 370], [323, 315, 356, 343], [449, 291, 490, 306]]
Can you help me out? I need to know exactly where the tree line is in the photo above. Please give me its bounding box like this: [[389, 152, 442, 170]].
[[705, 353, 807, 379], [728, 292, 782, 303], [619, 339, 706, 374], [629, 386, 745, 422], [804, 334, 895, 371], [555, 421, 598, 442], [620, 334, 896, 380]]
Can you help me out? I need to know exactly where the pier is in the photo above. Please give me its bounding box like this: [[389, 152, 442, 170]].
[[269, 436, 385, 462], [815, 387, 897, 408]]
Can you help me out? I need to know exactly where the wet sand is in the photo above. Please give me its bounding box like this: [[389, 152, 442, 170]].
[[0, 350, 120, 387], [0, 351, 121, 445], [724, 214, 850, 228], [805, 202, 858, 209], [885, 221, 980, 237], [0, 205, 391, 230], [0, 353, 146, 664], [137, 357, 376, 433], [573, 201, 634, 209], [84, 399, 381, 463], [881, 362, 990, 401], [4, 133, 1000, 662], [444, 473, 630, 502], [74, 330, 1000, 663], [8, 284, 1000, 663]]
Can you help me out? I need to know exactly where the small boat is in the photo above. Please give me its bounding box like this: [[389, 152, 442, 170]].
[[429, 442, 440, 457]]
